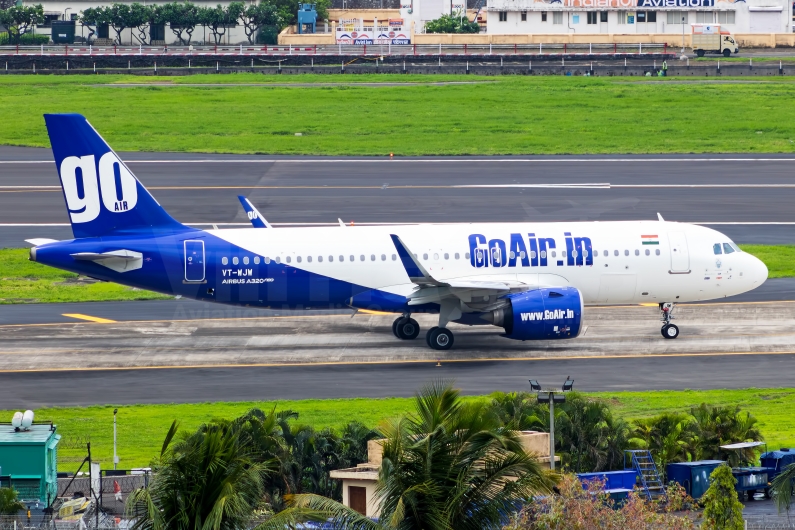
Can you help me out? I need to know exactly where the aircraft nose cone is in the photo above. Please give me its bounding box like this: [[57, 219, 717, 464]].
[[748, 254, 768, 285]]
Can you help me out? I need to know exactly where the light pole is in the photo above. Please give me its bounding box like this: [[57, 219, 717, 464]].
[[530, 377, 574, 472], [681, 15, 685, 55], [113, 408, 119, 470]]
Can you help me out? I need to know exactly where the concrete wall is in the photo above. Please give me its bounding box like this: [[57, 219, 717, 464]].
[[340, 479, 380, 517]]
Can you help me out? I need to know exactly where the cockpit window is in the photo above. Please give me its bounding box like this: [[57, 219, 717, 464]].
[[723, 243, 735, 254], [713, 243, 722, 255], [730, 243, 742, 252]]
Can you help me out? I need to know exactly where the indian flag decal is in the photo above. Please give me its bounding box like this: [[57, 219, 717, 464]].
[[641, 235, 659, 245]]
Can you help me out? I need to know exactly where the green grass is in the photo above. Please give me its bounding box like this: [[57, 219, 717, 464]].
[[740, 245, 795, 278], [2, 75, 795, 154], [0, 245, 791, 304], [27, 388, 795, 471], [0, 248, 170, 304]]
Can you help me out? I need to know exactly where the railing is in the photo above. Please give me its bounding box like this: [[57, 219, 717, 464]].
[[744, 516, 795, 529], [0, 42, 672, 57]]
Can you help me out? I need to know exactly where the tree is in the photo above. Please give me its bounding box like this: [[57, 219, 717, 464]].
[[79, 6, 112, 43], [700, 464, 744, 530], [126, 419, 271, 530], [424, 12, 480, 34], [239, 2, 280, 44], [691, 404, 762, 466], [2, 5, 44, 44], [198, 3, 243, 45], [0, 488, 24, 515], [108, 3, 133, 45], [771, 463, 795, 522], [632, 412, 698, 480], [161, 2, 199, 45], [127, 3, 153, 45], [264, 381, 556, 530]]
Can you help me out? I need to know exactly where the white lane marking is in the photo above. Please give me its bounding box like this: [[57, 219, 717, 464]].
[[8, 183, 795, 190], [0, 186, 60, 189], [3, 158, 795, 164]]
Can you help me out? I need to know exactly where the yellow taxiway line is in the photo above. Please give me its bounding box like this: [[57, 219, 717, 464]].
[[61, 313, 117, 324]]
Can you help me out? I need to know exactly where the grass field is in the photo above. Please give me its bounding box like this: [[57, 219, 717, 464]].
[[1, 75, 794, 154], [0, 248, 169, 303], [1, 245, 791, 303], [25, 387, 795, 471]]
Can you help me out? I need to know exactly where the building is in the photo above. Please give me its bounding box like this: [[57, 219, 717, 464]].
[[0, 423, 61, 507], [330, 431, 558, 517], [486, 0, 792, 35]]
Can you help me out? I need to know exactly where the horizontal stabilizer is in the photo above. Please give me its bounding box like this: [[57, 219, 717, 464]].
[[25, 238, 59, 247], [70, 250, 143, 273]]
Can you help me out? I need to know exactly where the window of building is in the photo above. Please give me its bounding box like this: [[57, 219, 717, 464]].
[[38, 14, 60, 27], [637, 11, 646, 22], [553, 11, 563, 24], [541, 11, 548, 21], [521, 11, 527, 20], [499, 11, 507, 21], [717, 11, 735, 23], [696, 11, 715, 23], [617, 11, 626, 24], [667, 11, 688, 24], [587, 11, 598, 24], [648, 11, 656, 22], [600, 11, 608, 22]]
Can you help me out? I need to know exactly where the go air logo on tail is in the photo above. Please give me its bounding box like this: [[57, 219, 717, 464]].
[[520, 309, 576, 321], [60, 152, 138, 223]]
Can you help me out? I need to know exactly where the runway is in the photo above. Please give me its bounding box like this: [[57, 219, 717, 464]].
[[2, 147, 795, 406], [2, 148, 795, 247]]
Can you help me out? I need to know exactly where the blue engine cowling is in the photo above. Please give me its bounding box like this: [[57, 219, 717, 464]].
[[500, 287, 583, 341]]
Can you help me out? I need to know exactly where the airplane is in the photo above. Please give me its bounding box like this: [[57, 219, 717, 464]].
[[28, 114, 769, 351], [237, 195, 271, 228]]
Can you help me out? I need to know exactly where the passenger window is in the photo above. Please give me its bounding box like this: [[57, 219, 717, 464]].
[[520, 251, 526, 259], [328, 256, 333, 262], [634, 249, 639, 256], [222, 257, 228, 265], [723, 243, 735, 254], [624, 250, 629, 256], [371, 254, 376, 261], [551, 251, 557, 258], [297, 256, 303, 263], [655, 249, 660, 256], [264, 257, 270, 264], [348, 255, 353, 262], [572, 250, 578, 258], [604, 250, 608, 257], [562, 251, 567, 258], [455, 253, 460, 260], [614, 250, 619, 256], [510, 251, 516, 259], [233, 257, 239, 265], [318, 256, 323, 262], [465, 252, 470, 259], [360, 255, 365, 261], [392, 254, 397, 260], [540, 251, 546, 258], [381, 254, 386, 261], [434, 253, 439, 260], [645, 249, 650, 256], [286, 256, 291, 263], [713, 243, 723, 255], [444, 253, 449, 260], [531, 251, 537, 259], [243, 256, 249, 265], [254, 256, 260, 264], [307, 256, 312, 263], [423, 253, 428, 260], [275, 256, 281, 264]]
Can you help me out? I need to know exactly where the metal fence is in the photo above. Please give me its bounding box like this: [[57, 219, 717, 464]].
[[0, 42, 672, 57], [745, 516, 795, 529]]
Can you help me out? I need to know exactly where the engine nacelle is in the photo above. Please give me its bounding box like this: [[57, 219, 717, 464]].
[[492, 287, 583, 341]]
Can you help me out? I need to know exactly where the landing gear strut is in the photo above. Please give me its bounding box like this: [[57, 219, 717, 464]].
[[660, 302, 680, 339], [393, 315, 420, 340]]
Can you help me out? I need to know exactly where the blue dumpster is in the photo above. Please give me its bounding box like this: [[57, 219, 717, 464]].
[[760, 448, 795, 482], [577, 470, 639, 501], [666, 461, 725, 500]]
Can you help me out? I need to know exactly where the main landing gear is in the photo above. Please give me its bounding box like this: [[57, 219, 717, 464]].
[[660, 302, 680, 339], [392, 315, 420, 340], [391, 314, 455, 350]]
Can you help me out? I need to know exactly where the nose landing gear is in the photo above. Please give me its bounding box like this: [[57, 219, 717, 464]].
[[660, 302, 679, 339]]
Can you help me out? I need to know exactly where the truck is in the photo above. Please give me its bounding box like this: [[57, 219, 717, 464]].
[[691, 24, 739, 57]]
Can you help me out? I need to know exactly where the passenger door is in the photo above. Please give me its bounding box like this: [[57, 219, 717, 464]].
[[184, 240, 206, 282], [667, 232, 690, 272]]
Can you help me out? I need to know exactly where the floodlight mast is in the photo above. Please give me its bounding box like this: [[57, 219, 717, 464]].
[[530, 378, 574, 471]]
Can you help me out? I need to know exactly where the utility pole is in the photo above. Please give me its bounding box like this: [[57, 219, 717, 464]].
[[113, 409, 118, 470], [681, 16, 686, 54], [530, 378, 574, 472]]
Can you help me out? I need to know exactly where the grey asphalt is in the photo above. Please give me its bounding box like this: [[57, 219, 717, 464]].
[[0, 352, 793, 409], [2, 148, 795, 247], [2, 276, 794, 326]]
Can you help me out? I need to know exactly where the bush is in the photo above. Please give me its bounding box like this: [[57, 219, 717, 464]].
[[0, 32, 50, 45], [700, 464, 744, 530], [424, 13, 480, 34]]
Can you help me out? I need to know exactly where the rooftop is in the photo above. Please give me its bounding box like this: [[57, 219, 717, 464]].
[[0, 424, 57, 444]]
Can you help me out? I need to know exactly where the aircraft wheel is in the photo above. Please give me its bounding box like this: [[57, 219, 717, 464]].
[[428, 327, 454, 351], [392, 317, 401, 338], [395, 318, 420, 340], [661, 324, 680, 339], [425, 326, 439, 347]]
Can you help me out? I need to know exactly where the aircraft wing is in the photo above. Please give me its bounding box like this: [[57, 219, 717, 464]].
[[238, 196, 271, 228], [390, 234, 534, 309]]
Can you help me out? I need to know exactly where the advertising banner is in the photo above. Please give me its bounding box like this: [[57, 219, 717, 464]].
[[336, 18, 411, 44]]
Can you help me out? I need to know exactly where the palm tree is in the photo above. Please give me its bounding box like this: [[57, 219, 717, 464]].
[[260, 381, 556, 530], [771, 463, 795, 523], [631, 412, 697, 480], [690, 404, 763, 466], [126, 419, 271, 530], [0, 488, 24, 515]]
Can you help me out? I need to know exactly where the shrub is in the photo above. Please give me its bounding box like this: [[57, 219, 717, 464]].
[[20, 33, 50, 44], [424, 12, 480, 34], [700, 464, 744, 530]]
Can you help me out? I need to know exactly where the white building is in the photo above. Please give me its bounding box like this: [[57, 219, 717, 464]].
[[486, 0, 792, 34]]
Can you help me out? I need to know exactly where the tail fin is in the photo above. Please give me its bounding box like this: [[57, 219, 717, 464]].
[[237, 195, 271, 228], [44, 114, 187, 239]]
